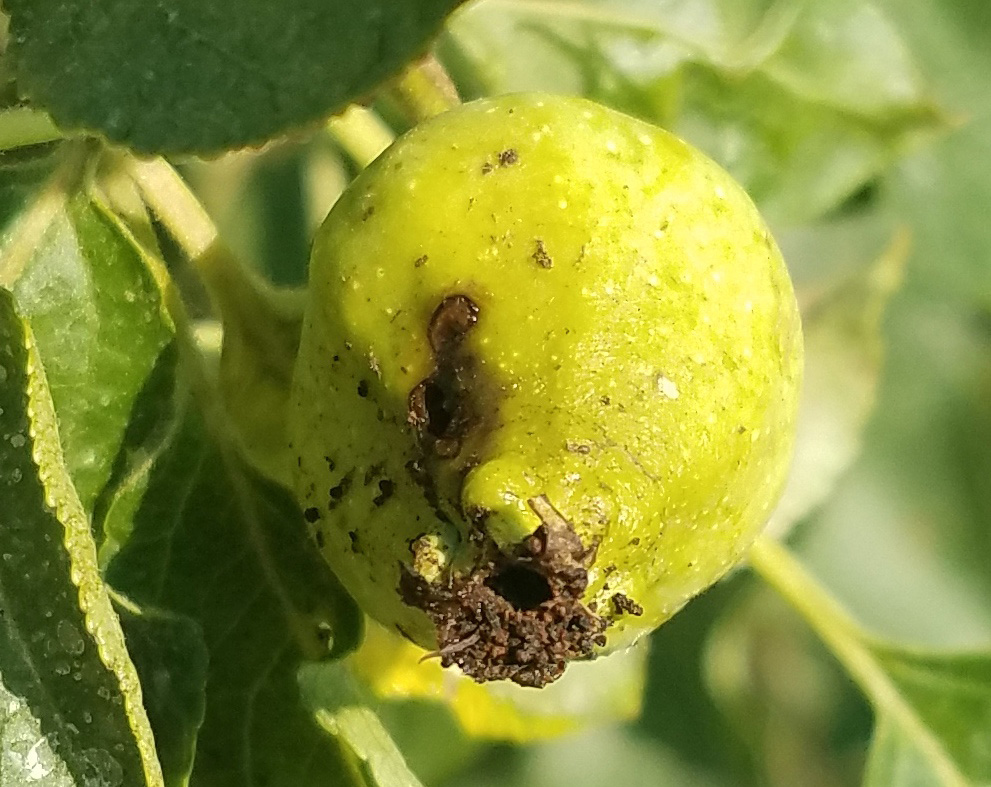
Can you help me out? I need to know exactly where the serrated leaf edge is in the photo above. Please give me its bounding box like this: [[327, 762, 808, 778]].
[[17, 306, 165, 787]]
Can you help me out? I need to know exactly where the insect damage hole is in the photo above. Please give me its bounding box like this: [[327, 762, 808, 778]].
[[486, 564, 553, 610], [421, 378, 457, 438], [408, 294, 482, 459]]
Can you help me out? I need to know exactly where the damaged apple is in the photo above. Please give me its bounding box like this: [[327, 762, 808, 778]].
[[289, 93, 803, 687]]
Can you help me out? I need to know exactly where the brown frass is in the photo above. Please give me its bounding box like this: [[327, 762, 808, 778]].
[[611, 592, 644, 617], [532, 239, 553, 269], [400, 495, 607, 688]]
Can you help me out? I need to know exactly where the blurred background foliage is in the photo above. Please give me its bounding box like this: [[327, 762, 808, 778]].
[[179, 0, 991, 783]]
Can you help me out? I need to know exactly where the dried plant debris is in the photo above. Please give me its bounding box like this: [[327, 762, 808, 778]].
[[401, 496, 606, 688]]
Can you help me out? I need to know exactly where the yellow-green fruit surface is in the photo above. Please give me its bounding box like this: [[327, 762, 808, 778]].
[[290, 93, 802, 688]]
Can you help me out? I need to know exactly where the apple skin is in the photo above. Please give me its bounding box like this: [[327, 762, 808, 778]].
[[289, 93, 802, 687]]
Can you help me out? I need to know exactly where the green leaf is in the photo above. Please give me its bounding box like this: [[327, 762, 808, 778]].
[[866, 717, 947, 786], [113, 597, 209, 787], [749, 539, 991, 787], [442, 0, 945, 223], [0, 143, 62, 237], [864, 647, 991, 786], [0, 289, 163, 786], [214, 260, 305, 488], [103, 363, 366, 785], [675, 65, 939, 225], [443, 0, 797, 98], [1, 164, 379, 783], [302, 663, 425, 787], [764, 229, 908, 538], [8, 185, 174, 514], [876, 0, 991, 309], [763, 0, 936, 117], [0, 145, 174, 531], [5, 0, 464, 155], [85, 202, 372, 783], [0, 107, 63, 152], [708, 578, 991, 787]]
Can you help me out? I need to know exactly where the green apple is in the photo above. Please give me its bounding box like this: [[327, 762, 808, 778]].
[[289, 93, 802, 687]]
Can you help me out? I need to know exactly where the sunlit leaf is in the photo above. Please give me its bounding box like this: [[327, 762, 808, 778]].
[[5, 0, 463, 154], [0, 289, 163, 787], [102, 355, 365, 786], [442, 0, 946, 223], [89, 204, 382, 785], [302, 662, 426, 787], [743, 539, 991, 787], [0, 146, 174, 520], [864, 646, 991, 786]]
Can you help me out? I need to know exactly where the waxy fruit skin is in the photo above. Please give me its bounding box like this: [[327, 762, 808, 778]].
[[290, 93, 802, 687]]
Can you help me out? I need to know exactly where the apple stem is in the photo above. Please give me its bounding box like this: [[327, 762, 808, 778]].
[[327, 105, 396, 169], [124, 153, 303, 338], [390, 55, 462, 122]]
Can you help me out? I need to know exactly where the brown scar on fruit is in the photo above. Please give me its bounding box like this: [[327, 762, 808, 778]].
[[400, 494, 607, 688], [498, 148, 519, 166], [532, 239, 553, 269], [482, 148, 519, 174], [408, 295, 481, 459]]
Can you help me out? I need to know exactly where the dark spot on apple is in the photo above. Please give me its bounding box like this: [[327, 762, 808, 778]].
[[328, 470, 354, 509], [611, 593, 643, 617], [373, 479, 395, 506], [405, 457, 452, 525], [408, 295, 481, 459], [498, 148, 518, 166], [426, 295, 478, 353], [532, 239, 553, 269]]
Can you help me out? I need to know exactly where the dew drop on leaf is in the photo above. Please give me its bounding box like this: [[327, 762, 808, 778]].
[[81, 748, 123, 787], [57, 620, 85, 655]]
